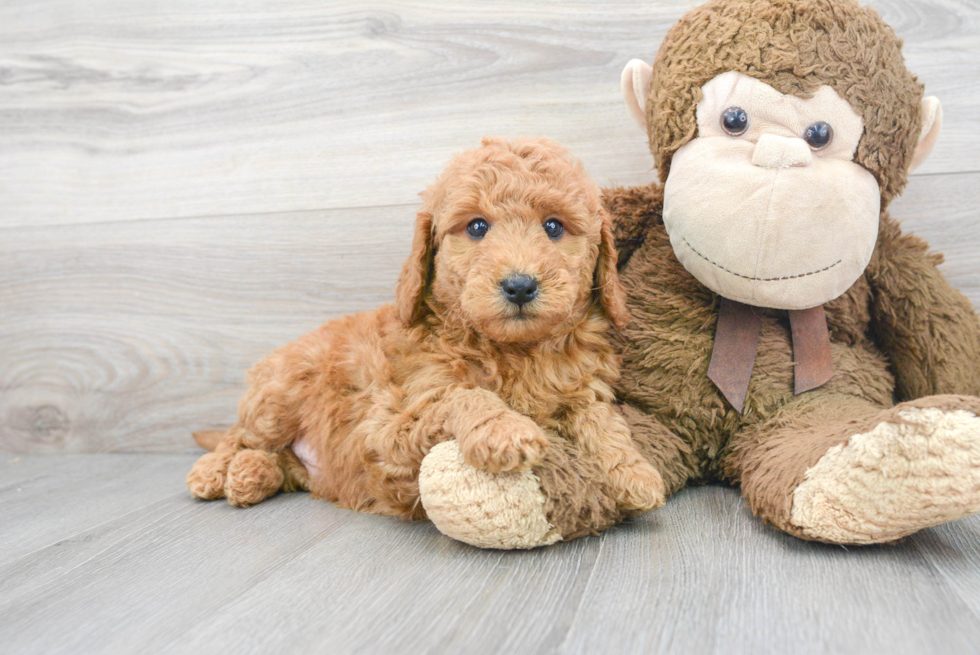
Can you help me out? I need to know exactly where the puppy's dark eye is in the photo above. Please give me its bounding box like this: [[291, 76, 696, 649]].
[[803, 121, 833, 150], [466, 217, 489, 239], [721, 106, 749, 136], [543, 217, 564, 239]]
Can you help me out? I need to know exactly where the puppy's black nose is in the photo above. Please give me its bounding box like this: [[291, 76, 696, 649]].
[[500, 274, 539, 307]]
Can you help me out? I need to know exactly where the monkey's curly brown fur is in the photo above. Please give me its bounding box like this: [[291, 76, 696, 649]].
[[187, 137, 664, 529]]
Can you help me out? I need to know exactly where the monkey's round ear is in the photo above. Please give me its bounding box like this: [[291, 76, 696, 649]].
[[908, 96, 943, 174], [621, 59, 653, 133], [395, 210, 435, 327]]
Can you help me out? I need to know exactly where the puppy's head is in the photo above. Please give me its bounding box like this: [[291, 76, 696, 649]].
[[395, 137, 627, 344]]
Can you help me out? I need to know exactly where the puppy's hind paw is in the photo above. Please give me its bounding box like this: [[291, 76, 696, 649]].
[[462, 413, 549, 473], [225, 449, 284, 507], [187, 451, 231, 500]]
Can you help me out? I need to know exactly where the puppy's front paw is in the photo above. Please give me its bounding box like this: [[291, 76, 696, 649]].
[[461, 413, 549, 473], [610, 459, 666, 513]]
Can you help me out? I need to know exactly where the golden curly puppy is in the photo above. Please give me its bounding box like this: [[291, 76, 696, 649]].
[[187, 137, 664, 527]]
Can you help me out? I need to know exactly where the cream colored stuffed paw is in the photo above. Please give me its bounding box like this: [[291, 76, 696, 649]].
[[791, 408, 980, 544], [419, 440, 562, 549]]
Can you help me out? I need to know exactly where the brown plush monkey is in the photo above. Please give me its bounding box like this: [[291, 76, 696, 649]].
[[422, 0, 980, 547]]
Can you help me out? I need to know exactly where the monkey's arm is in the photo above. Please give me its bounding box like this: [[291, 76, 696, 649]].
[[601, 183, 664, 268], [866, 213, 980, 399]]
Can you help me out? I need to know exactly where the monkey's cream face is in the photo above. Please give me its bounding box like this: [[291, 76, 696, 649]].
[[662, 71, 881, 309]]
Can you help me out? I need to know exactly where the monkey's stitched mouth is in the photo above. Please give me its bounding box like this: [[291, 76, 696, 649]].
[[681, 237, 842, 282]]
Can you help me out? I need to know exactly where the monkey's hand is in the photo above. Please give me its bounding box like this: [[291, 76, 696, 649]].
[[867, 214, 980, 398]]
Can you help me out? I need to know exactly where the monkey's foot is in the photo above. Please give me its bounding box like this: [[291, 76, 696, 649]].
[[791, 404, 980, 544], [419, 440, 562, 549]]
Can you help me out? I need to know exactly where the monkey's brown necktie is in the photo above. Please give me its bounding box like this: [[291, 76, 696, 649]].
[[707, 297, 834, 413]]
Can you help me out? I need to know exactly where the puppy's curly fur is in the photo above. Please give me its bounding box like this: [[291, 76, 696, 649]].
[[187, 137, 664, 523]]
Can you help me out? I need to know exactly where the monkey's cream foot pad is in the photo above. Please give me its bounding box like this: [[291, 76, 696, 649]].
[[791, 407, 980, 544], [419, 440, 562, 549]]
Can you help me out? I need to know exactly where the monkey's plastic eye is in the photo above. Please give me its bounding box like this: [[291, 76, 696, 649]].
[[804, 122, 833, 150], [543, 217, 564, 239], [721, 106, 749, 136], [467, 217, 489, 239]]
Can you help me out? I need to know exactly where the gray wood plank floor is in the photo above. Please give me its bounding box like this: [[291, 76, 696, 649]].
[[1, 454, 979, 655]]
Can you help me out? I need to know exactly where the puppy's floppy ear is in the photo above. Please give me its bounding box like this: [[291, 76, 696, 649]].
[[594, 209, 629, 330], [395, 209, 434, 326]]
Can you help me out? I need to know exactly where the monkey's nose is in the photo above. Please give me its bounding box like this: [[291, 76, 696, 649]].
[[500, 274, 539, 307], [751, 134, 812, 169]]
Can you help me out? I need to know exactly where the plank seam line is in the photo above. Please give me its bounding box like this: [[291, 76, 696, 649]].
[[0, 201, 422, 235], [0, 492, 194, 611], [0, 492, 189, 573], [551, 532, 606, 654], [417, 549, 509, 655], [908, 168, 980, 180], [909, 533, 980, 624], [1, 168, 977, 235], [153, 506, 359, 653], [0, 464, 194, 571], [3, 167, 978, 235]]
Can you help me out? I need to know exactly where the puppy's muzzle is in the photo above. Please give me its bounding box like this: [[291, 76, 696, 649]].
[[500, 274, 538, 307]]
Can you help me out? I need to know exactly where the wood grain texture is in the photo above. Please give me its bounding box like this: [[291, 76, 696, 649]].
[[0, 205, 415, 453], [557, 487, 980, 655], [0, 454, 197, 564], [0, 454, 198, 596], [0, 0, 977, 228], [1, 455, 978, 655]]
